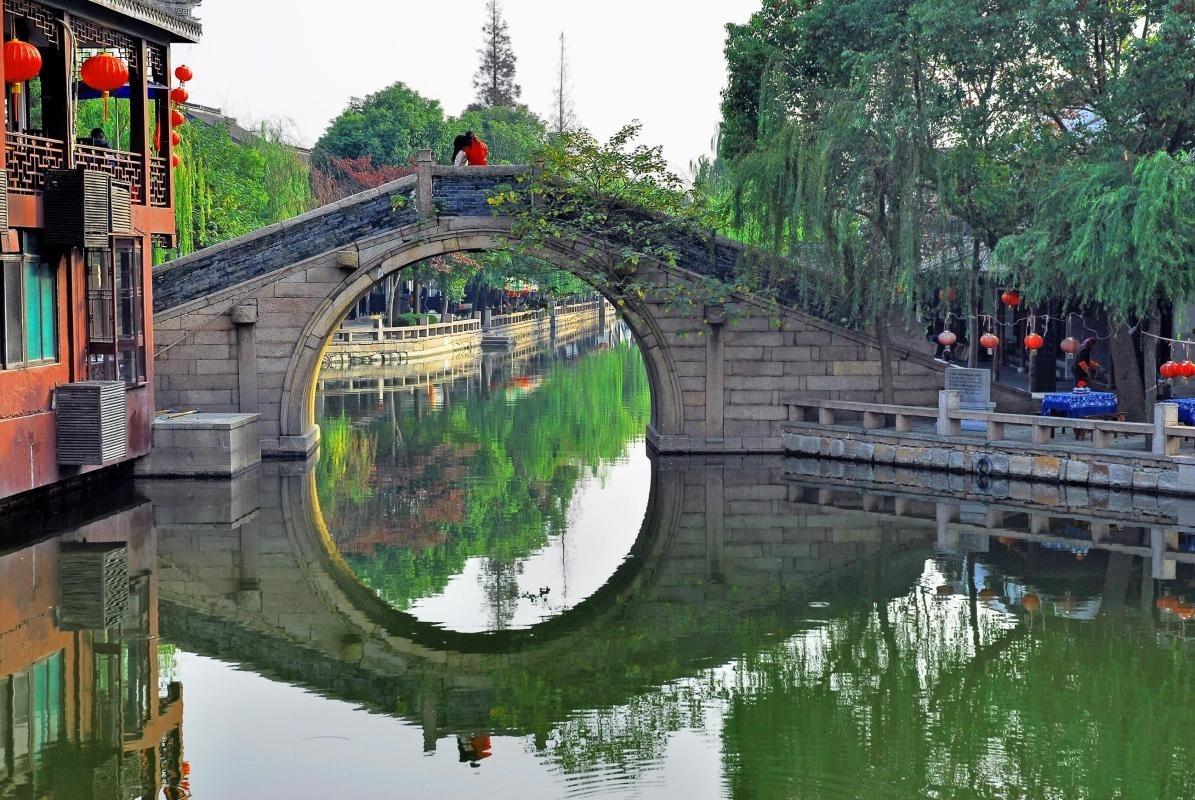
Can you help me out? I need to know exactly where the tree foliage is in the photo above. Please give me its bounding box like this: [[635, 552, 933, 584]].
[[473, 0, 521, 108], [170, 118, 313, 258], [488, 123, 721, 313], [313, 82, 447, 169]]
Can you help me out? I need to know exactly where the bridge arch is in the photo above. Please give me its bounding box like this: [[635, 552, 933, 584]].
[[279, 218, 685, 460], [154, 167, 979, 458]]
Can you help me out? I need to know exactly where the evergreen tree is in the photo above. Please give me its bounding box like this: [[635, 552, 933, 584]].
[[473, 0, 521, 108]]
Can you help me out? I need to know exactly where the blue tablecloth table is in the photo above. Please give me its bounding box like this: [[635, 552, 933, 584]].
[[1170, 398, 1195, 425], [1039, 391, 1118, 419]]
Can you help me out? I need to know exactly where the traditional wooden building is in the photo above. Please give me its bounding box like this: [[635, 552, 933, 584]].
[[0, 0, 199, 502]]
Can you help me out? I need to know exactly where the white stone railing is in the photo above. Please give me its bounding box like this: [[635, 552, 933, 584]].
[[331, 317, 481, 344], [783, 391, 1195, 458]]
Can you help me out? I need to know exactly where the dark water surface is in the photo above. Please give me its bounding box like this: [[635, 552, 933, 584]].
[[4, 326, 1195, 799]]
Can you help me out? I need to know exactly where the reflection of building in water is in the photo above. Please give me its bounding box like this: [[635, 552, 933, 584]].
[[0, 501, 183, 799]]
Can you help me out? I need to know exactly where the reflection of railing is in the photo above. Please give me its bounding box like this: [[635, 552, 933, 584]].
[[74, 144, 144, 202], [5, 132, 66, 193], [490, 309, 547, 328], [149, 157, 168, 207]]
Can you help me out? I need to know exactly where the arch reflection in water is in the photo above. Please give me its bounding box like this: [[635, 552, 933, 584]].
[[314, 321, 651, 632], [10, 452, 1195, 796], [146, 457, 1195, 798]]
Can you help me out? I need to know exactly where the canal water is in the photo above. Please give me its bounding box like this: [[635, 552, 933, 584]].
[[5, 323, 1195, 798]]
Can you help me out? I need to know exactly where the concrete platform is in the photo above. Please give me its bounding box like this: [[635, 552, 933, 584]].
[[135, 413, 261, 478]]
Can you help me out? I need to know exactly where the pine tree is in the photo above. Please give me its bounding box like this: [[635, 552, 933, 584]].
[[551, 32, 576, 135], [473, 0, 520, 108]]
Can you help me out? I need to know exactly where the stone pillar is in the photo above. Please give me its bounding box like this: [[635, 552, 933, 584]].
[[1151, 527, 1178, 580], [598, 299, 608, 329], [482, 308, 493, 331], [1153, 402, 1179, 456], [705, 305, 728, 442], [936, 390, 961, 437], [231, 302, 259, 415], [705, 466, 725, 583], [235, 519, 262, 610], [415, 149, 434, 216], [935, 502, 960, 552]]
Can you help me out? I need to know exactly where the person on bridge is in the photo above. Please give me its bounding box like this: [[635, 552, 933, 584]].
[[463, 131, 489, 166], [451, 134, 470, 167]]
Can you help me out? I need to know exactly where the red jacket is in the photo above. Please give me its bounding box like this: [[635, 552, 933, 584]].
[[464, 137, 489, 166]]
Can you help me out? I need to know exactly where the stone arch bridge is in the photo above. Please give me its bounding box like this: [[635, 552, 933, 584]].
[[152, 160, 1022, 457]]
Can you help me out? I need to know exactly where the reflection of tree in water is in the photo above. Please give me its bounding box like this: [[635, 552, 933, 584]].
[[520, 545, 1195, 799], [482, 559, 522, 630], [314, 340, 650, 613]]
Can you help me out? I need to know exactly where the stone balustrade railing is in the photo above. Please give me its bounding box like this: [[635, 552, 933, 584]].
[[784, 391, 1195, 459], [332, 318, 481, 344]]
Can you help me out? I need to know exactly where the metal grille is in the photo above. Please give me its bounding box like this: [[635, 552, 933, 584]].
[[57, 542, 129, 630], [149, 156, 169, 207], [55, 381, 128, 465], [5, 132, 66, 194], [0, 170, 8, 230], [75, 145, 144, 203], [3, 0, 61, 45]]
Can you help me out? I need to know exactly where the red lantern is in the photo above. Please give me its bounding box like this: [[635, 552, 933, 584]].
[[175, 64, 193, 83], [940, 287, 958, 304], [170, 130, 181, 147], [1059, 337, 1079, 355], [1182, 361, 1195, 379], [170, 108, 186, 128], [4, 39, 41, 94], [1024, 332, 1044, 351], [80, 52, 129, 121], [937, 330, 957, 347], [1161, 361, 1178, 379], [980, 333, 999, 352], [171, 153, 181, 168], [170, 86, 189, 104], [1001, 290, 1022, 308]]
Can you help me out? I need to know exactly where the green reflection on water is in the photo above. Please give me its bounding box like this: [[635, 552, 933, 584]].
[[315, 338, 650, 615]]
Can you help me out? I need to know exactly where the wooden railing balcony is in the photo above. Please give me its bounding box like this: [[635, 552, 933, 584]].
[[149, 157, 169, 208], [6, 134, 169, 208], [74, 143, 144, 203], [6, 132, 66, 194]]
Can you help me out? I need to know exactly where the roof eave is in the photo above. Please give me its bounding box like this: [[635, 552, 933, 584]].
[[84, 0, 202, 42]]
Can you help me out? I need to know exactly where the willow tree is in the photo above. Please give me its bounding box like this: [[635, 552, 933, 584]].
[[993, 5, 1195, 420], [996, 151, 1195, 419], [726, 0, 936, 402]]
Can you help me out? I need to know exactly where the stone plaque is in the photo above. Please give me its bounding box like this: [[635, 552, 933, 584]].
[[945, 367, 991, 409]]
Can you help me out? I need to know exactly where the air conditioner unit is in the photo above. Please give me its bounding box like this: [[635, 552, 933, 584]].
[[57, 542, 129, 630], [44, 168, 112, 250], [0, 169, 9, 230], [56, 381, 127, 465], [110, 180, 133, 234]]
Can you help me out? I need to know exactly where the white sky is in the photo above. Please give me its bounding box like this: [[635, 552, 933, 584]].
[[173, 0, 761, 175]]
